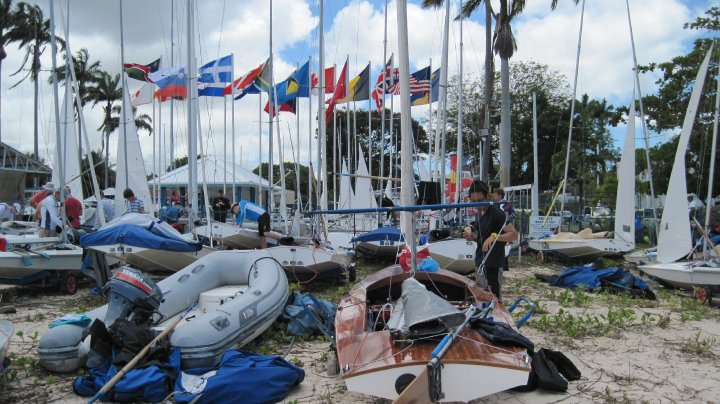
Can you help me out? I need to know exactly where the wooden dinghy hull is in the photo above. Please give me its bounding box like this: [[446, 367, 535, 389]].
[[335, 265, 531, 402]]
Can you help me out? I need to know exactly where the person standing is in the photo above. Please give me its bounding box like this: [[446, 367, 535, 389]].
[[213, 189, 230, 222], [64, 187, 84, 229], [123, 188, 145, 214], [463, 180, 518, 300], [231, 200, 292, 249], [94, 189, 116, 229], [41, 190, 63, 237]]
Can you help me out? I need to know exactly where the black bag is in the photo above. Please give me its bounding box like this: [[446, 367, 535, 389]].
[[470, 318, 535, 353], [513, 348, 581, 392], [107, 319, 171, 367]]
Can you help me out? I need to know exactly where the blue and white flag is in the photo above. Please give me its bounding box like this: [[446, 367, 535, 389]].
[[198, 55, 233, 97]]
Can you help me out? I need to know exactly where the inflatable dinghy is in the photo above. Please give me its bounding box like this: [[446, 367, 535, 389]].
[[0, 319, 12, 373], [38, 250, 288, 372]]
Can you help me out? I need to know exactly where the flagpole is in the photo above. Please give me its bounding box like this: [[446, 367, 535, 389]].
[[231, 53, 236, 205], [429, 58, 437, 183], [258, 92, 263, 206], [223, 86, 227, 196], [170, 0, 175, 172], [152, 91, 156, 207], [158, 92, 163, 205], [119, 0, 129, 189], [345, 55, 351, 188], [295, 75, 301, 219], [318, 0, 327, 218], [367, 60, 372, 181], [439, 0, 450, 205], [332, 64, 338, 209], [379, 0, 388, 207], [455, 15, 464, 212], [307, 56, 313, 211], [268, 0, 275, 213], [187, 0, 198, 225]]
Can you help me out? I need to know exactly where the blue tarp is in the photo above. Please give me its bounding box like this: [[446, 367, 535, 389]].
[[351, 226, 404, 243], [174, 350, 305, 404], [547, 264, 655, 299], [81, 224, 202, 253]]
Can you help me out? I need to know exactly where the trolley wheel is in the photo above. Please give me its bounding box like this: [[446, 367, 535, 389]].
[[326, 348, 340, 376], [694, 287, 708, 303], [62, 272, 79, 295]]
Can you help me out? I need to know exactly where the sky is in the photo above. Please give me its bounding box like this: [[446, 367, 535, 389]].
[[0, 0, 713, 182]]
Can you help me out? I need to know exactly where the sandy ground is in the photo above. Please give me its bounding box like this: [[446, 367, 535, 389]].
[[1, 258, 719, 403]]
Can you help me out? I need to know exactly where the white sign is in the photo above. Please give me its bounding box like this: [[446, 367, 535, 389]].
[[529, 215, 561, 240]]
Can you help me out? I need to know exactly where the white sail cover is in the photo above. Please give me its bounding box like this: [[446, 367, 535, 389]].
[[613, 94, 636, 246], [353, 147, 378, 209], [115, 85, 153, 217], [339, 159, 353, 209], [52, 89, 83, 201], [657, 46, 713, 264]]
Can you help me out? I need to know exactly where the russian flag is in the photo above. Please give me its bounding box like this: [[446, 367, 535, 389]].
[[198, 55, 232, 97]]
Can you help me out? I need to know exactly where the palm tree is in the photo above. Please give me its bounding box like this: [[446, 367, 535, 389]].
[[9, 2, 64, 159], [50, 48, 102, 165], [105, 104, 153, 135], [424, 0, 494, 181], [85, 71, 121, 187], [0, 0, 22, 143]]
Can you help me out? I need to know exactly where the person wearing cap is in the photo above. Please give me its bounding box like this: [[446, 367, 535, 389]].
[[463, 180, 518, 300], [123, 188, 145, 214], [63, 187, 83, 229], [0, 202, 20, 222]]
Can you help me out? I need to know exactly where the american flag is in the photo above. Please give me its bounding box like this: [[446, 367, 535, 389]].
[[387, 66, 432, 95]]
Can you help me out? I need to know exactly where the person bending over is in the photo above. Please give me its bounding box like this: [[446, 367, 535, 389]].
[[231, 200, 292, 249]]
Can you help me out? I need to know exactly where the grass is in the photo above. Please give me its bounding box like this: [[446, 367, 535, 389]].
[[680, 332, 717, 357]]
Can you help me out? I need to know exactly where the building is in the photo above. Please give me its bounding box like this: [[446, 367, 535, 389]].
[[149, 155, 274, 209], [0, 141, 51, 201]]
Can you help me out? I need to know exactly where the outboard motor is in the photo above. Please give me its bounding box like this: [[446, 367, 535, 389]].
[[103, 267, 163, 328]]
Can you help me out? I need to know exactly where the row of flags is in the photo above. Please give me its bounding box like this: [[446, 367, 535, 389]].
[[124, 55, 441, 120]]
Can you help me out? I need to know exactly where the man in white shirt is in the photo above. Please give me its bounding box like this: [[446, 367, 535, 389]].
[[41, 190, 63, 237], [94, 189, 116, 229], [0, 203, 20, 222]]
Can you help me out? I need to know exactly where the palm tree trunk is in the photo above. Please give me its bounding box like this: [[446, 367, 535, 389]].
[[499, 56, 511, 187], [482, 0, 493, 181]]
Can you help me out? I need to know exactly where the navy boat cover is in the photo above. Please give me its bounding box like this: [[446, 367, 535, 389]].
[[81, 224, 202, 253], [351, 226, 404, 243]]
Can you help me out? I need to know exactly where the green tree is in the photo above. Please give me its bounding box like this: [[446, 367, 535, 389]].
[[9, 2, 64, 158], [85, 71, 121, 188], [637, 6, 719, 200], [0, 0, 23, 143], [253, 162, 310, 205]]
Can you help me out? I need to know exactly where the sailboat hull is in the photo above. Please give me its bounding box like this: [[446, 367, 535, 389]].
[[0, 235, 83, 280], [356, 241, 401, 259], [426, 238, 476, 274], [265, 245, 350, 282], [336, 265, 531, 402], [89, 244, 216, 273], [529, 238, 633, 259], [638, 261, 720, 289]]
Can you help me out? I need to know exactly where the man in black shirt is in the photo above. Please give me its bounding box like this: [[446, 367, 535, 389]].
[[463, 180, 518, 300], [212, 189, 231, 223]]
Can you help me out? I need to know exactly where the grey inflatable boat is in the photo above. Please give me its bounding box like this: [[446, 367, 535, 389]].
[[38, 250, 288, 372]]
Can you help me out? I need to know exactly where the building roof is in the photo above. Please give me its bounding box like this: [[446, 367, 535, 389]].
[[0, 141, 51, 174], [150, 155, 271, 188]]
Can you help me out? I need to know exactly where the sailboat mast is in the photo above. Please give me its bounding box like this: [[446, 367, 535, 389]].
[[119, 0, 129, 188], [49, 0, 67, 238], [307, 56, 313, 211], [704, 58, 720, 259], [170, 0, 175, 171], [397, 0, 414, 261], [625, 0, 658, 240], [187, 0, 198, 222], [560, 0, 586, 222], [532, 92, 539, 217]]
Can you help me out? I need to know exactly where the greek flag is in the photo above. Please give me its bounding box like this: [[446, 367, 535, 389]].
[[198, 55, 233, 97]]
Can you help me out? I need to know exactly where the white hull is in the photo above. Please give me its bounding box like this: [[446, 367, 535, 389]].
[[529, 237, 633, 259], [265, 245, 349, 281], [0, 235, 83, 279], [426, 239, 476, 274], [0, 221, 39, 236], [89, 244, 216, 272], [624, 248, 657, 265], [344, 362, 529, 402], [638, 261, 720, 289]]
